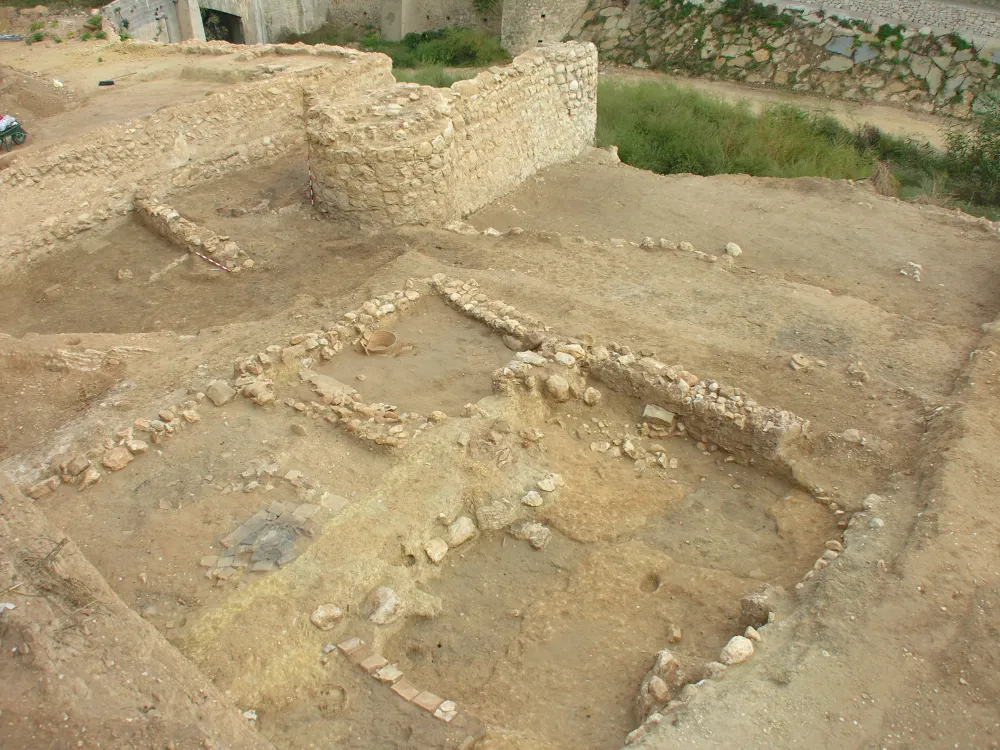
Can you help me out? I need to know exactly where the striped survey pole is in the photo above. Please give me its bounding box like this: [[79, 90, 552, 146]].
[[193, 250, 232, 273], [307, 149, 316, 207]]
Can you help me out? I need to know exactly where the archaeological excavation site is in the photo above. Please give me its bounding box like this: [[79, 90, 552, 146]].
[[2, 14, 1000, 750]]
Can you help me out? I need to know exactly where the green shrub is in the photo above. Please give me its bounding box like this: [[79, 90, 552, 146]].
[[595, 80, 873, 179], [86, 13, 103, 27], [29, 20, 43, 32], [94, 30, 107, 39], [945, 92, 1000, 205], [947, 32, 971, 50], [718, 0, 789, 29], [277, 21, 363, 46], [363, 27, 509, 67], [25, 30, 44, 44], [80, 30, 92, 40], [52, 34, 61, 42], [393, 65, 476, 87]]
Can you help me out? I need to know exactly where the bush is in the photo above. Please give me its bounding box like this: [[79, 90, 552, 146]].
[[393, 65, 476, 87], [80, 30, 91, 40], [363, 27, 510, 68], [94, 30, 107, 39], [86, 13, 103, 27], [945, 93, 1000, 205], [29, 20, 43, 32], [595, 80, 873, 179], [277, 21, 363, 46], [25, 30, 44, 44]]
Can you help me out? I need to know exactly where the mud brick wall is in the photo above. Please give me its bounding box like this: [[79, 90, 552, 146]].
[[0, 42, 393, 278], [571, 0, 1000, 118], [307, 41, 597, 226]]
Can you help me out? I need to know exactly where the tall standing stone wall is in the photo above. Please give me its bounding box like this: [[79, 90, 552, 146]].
[[0, 42, 393, 278], [500, 0, 592, 53], [307, 41, 597, 225], [570, 0, 1000, 117]]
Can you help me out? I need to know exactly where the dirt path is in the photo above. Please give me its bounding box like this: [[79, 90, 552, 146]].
[[603, 66, 955, 148]]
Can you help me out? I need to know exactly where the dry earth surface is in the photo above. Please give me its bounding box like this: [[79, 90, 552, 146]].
[[2, 32, 999, 750]]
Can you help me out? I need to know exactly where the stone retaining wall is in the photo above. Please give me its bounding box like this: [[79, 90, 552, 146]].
[[0, 41, 393, 278], [776, 0, 1000, 41], [571, 0, 1000, 117], [306, 41, 597, 226]]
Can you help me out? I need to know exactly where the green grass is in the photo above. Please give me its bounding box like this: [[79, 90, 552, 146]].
[[596, 81, 873, 179], [361, 27, 509, 68], [393, 65, 477, 87], [597, 80, 1000, 215]]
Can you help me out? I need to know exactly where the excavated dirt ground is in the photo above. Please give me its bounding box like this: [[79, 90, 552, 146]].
[[2, 38, 1000, 750]]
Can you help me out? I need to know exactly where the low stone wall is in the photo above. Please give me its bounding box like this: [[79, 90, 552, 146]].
[[0, 42, 393, 278], [571, 0, 1000, 117], [307, 41, 597, 226], [135, 198, 247, 268]]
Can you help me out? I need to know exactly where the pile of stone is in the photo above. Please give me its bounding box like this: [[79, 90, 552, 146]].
[[334, 636, 459, 723], [24, 403, 204, 498]]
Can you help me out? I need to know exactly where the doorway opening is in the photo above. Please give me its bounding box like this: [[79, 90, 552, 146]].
[[201, 8, 245, 43]]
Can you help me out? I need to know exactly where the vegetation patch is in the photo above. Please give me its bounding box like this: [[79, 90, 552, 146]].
[[597, 80, 1000, 219], [393, 65, 477, 87], [361, 27, 510, 67]]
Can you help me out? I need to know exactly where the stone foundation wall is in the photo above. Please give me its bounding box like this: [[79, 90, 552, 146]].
[[570, 0, 1000, 117], [307, 41, 597, 226], [0, 42, 393, 278]]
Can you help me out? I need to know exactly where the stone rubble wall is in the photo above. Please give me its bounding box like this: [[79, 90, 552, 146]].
[[135, 198, 247, 268], [570, 0, 1000, 117], [775, 0, 1000, 41], [307, 41, 597, 226], [0, 42, 393, 279]]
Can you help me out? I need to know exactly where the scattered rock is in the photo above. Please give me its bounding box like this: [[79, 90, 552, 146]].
[[537, 474, 562, 492], [102, 446, 133, 472], [206, 380, 237, 406], [182, 410, 200, 423], [842, 428, 864, 443], [826, 539, 844, 552], [117, 268, 133, 281], [665, 623, 682, 643], [446, 516, 477, 547], [457, 433, 471, 447], [583, 386, 602, 406], [428, 411, 447, 423], [739, 586, 782, 629], [647, 675, 670, 701], [425, 538, 449, 563], [642, 405, 675, 427], [79, 466, 101, 490], [720, 635, 754, 665], [292, 424, 308, 436], [545, 374, 570, 401], [508, 520, 552, 550], [744, 626, 761, 642], [476, 498, 519, 531], [502, 335, 524, 351], [679, 241, 695, 253], [159, 410, 175, 422], [516, 350, 548, 366], [725, 242, 743, 257], [368, 586, 404, 625], [554, 352, 576, 366], [790, 353, 811, 371], [659, 238, 678, 250], [310, 604, 344, 630], [640, 237, 657, 249], [521, 490, 543, 507]]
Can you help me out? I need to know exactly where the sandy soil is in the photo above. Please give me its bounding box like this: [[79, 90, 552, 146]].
[[3, 36, 1000, 750]]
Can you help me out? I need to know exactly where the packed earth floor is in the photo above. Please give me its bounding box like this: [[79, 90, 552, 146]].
[[2, 38, 1000, 750]]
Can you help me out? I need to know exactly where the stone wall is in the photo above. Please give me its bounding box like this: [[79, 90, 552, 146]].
[[775, 0, 1000, 41], [0, 42, 393, 278], [570, 0, 1000, 116], [306, 41, 597, 225], [500, 0, 592, 53], [102, 0, 183, 42]]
